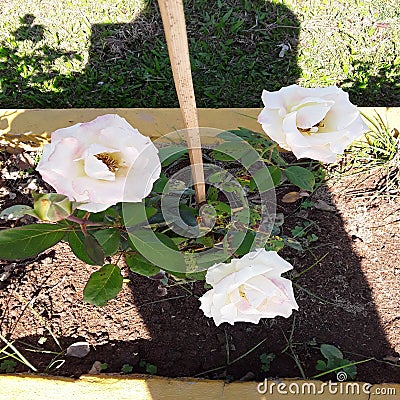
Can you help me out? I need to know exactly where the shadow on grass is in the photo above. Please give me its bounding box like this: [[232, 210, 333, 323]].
[[0, 1, 302, 108], [340, 61, 400, 107]]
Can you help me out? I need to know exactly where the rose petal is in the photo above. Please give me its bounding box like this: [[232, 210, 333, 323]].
[[84, 155, 115, 181], [258, 85, 369, 163]]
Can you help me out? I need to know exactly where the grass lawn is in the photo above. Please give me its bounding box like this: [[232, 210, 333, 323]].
[[0, 0, 398, 108]]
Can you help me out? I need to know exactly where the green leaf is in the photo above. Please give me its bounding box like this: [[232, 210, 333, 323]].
[[210, 149, 236, 161], [121, 364, 133, 374], [232, 231, 255, 255], [0, 359, 17, 373], [0, 224, 66, 260], [321, 344, 343, 360], [282, 236, 303, 251], [179, 205, 198, 227], [250, 167, 282, 192], [83, 264, 123, 306], [152, 174, 169, 193], [265, 237, 285, 252], [316, 360, 327, 371], [291, 226, 306, 238], [145, 364, 157, 374], [212, 141, 259, 168], [285, 166, 315, 191], [84, 235, 105, 265], [207, 186, 219, 202], [122, 202, 157, 227], [68, 230, 96, 265], [126, 253, 160, 276], [342, 361, 357, 379], [185, 270, 207, 281], [211, 201, 231, 217], [0, 205, 33, 221], [128, 229, 186, 272], [93, 228, 120, 256], [158, 146, 188, 166], [260, 352, 275, 372], [68, 230, 105, 265]]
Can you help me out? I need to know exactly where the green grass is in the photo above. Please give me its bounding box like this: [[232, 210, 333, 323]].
[[335, 111, 400, 197], [0, 0, 398, 108]]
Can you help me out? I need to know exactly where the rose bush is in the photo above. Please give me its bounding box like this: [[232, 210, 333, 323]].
[[258, 85, 369, 163], [36, 114, 161, 212], [199, 249, 299, 326]]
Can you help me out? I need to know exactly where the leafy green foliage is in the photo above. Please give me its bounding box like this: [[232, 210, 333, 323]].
[[92, 228, 120, 256], [158, 146, 188, 167], [249, 167, 282, 192], [0, 359, 17, 373], [0, 223, 66, 260], [128, 229, 186, 272], [260, 352, 275, 373], [316, 344, 357, 380], [122, 202, 157, 227], [300, 199, 315, 209], [285, 166, 315, 192], [121, 364, 133, 374], [139, 360, 158, 375], [338, 112, 399, 198], [125, 253, 160, 277], [83, 264, 123, 306], [68, 230, 105, 266]]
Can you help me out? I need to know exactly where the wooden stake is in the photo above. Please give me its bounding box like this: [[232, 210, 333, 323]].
[[157, 0, 206, 205]]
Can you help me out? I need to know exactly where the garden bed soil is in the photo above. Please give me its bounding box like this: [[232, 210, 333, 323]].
[[0, 151, 400, 383]]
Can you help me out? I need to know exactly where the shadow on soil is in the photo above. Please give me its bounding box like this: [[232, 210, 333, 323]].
[[0, 0, 399, 386]]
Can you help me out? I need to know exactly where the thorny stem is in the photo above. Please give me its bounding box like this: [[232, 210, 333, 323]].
[[66, 215, 103, 226]]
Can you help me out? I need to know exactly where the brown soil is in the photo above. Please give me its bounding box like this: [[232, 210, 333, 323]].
[[1, 152, 400, 383]]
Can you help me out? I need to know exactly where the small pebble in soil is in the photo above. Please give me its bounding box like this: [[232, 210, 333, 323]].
[[239, 372, 256, 381], [66, 341, 91, 358], [88, 361, 103, 374]]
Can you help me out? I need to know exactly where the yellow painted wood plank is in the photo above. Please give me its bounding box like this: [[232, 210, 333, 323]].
[[0, 374, 380, 400], [1, 108, 398, 152]]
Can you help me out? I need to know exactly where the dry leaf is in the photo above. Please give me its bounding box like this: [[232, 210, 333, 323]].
[[282, 192, 301, 203]]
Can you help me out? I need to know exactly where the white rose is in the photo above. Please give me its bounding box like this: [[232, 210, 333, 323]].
[[37, 114, 161, 212], [199, 249, 298, 326], [258, 85, 369, 163]]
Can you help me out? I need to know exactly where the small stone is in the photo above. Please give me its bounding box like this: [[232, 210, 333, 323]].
[[88, 361, 103, 374], [66, 341, 90, 358], [27, 179, 38, 190], [239, 371, 255, 381]]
